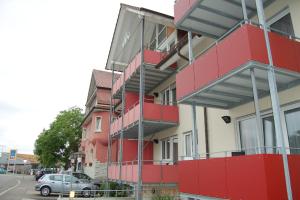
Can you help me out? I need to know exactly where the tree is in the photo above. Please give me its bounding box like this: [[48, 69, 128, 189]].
[[34, 107, 83, 168]]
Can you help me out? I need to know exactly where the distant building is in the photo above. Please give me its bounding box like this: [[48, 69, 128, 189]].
[[0, 152, 39, 174]]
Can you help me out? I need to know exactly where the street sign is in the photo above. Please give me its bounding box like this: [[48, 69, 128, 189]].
[[9, 149, 17, 160]]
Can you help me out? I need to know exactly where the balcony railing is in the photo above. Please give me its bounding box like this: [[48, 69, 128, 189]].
[[178, 147, 300, 199], [176, 22, 300, 109], [111, 101, 179, 138], [108, 160, 178, 184], [112, 49, 175, 98]]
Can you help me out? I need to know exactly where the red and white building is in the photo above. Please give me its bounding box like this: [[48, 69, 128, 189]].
[[80, 1, 300, 199]]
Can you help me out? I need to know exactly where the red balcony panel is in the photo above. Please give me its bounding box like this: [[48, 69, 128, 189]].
[[161, 165, 179, 183], [134, 52, 141, 72], [295, 42, 300, 73], [128, 108, 134, 126], [125, 62, 131, 81], [179, 160, 199, 195], [161, 105, 179, 123], [142, 165, 162, 183], [144, 50, 166, 65], [176, 63, 195, 100], [174, 0, 197, 24], [178, 154, 300, 199], [269, 32, 300, 73], [226, 155, 269, 200], [124, 113, 129, 128], [133, 105, 140, 122], [247, 25, 268, 64], [217, 25, 252, 77], [194, 47, 219, 90], [288, 155, 300, 200], [143, 103, 161, 121]]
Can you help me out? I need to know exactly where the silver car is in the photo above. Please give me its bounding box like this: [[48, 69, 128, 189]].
[[35, 174, 96, 197]]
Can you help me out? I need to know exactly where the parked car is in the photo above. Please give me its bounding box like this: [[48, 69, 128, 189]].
[[72, 172, 101, 188], [35, 169, 56, 181], [0, 167, 6, 174], [35, 174, 96, 197]]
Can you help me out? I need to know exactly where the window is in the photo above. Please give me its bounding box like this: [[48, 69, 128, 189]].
[[49, 175, 62, 182], [95, 117, 102, 132], [269, 9, 294, 37], [82, 128, 87, 138], [184, 132, 193, 157], [158, 24, 167, 46], [284, 108, 300, 154], [161, 83, 176, 105], [239, 115, 277, 154], [161, 136, 178, 162], [65, 175, 78, 183]]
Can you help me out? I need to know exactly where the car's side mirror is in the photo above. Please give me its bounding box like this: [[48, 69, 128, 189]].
[[75, 180, 80, 184]]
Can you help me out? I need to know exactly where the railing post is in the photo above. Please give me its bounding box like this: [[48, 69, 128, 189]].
[[137, 15, 145, 200], [255, 0, 292, 199], [188, 31, 199, 159]]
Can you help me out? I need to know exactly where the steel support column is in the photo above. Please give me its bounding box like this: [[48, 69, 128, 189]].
[[188, 31, 199, 159], [136, 16, 145, 200], [250, 69, 263, 154], [106, 62, 115, 191], [241, 0, 248, 21], [255, 0, 293, 199], [118, 71, 126, 181]]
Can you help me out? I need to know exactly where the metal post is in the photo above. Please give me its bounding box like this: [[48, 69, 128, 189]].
[[106, 62, 115, 191], [255, 0, 293, 199], [119, 70, 126, 181], [250, 69, 263, 154], [241, 0, 248, 21], [188, 31, 198, 159], [136, 16, 145, 200]]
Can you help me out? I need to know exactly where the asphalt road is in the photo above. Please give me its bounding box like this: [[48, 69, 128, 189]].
[[0, 174, 58, 200]]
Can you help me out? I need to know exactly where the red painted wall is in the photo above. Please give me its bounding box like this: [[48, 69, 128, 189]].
[[178, 154, 300, 200]]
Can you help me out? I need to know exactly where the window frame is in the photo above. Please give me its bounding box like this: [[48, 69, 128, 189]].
[[161, 136, 178, 163], [236, 101, 300, 154], [183, 131, 193, 159], [95, 116, 102, 132]]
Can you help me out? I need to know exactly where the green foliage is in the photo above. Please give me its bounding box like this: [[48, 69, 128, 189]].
[[34, 107, 83, 168], [152, 194, 175, 200], [99, 182, 132, 197]]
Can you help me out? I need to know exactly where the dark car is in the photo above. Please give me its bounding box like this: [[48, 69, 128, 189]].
[[35, 169, 56, 181]]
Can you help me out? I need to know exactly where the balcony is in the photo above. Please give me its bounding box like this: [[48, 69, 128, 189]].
[[179, 153, 300, 199], [111, 102, 179, 138], [176, 24, 300, 109], [112, 50, 176, 98], [108, 161, 178, 184], [174, 0, 274, 38]]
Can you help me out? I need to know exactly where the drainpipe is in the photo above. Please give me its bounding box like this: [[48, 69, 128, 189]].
[[204, 107, 209, 158], [255, 0, 293, 199]]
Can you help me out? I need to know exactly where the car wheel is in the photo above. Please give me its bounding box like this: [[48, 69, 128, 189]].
[[40, 186, 51, 196], [82, 188, 91, 198]]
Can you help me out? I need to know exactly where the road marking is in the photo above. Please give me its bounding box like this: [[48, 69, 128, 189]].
[[0, 179, 21, 196]]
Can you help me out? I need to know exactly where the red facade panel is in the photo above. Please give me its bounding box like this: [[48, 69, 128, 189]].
[[247, 25, 268, 64], [269, 32, 300, 73], [161, 105, 179, 123], [194, 47, 219, 90], [178, 155, 300, 199], [144, 103, 162, 121], [217, 25, 252, 76], [176, 63, 195, 100]]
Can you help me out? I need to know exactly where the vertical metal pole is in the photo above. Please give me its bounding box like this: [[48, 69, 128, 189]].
[[137, 16, 145, 200], [119, 72, 126, 181], [188, 31, 198, 159], [250, 69, 263, 154], [255, 0, 293, 199], [106, 62, 115, 191], [241, 0, 248, 21]]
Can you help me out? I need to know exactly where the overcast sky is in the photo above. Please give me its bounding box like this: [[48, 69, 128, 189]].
[[0, 0, 173, 154]]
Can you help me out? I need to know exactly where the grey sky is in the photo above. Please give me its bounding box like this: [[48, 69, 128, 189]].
[[0, 0, 173, 154]]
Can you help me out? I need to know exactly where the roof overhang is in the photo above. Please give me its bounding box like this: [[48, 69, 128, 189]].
[[106, 4, 174, 72], [175, 0, 275, 38], [179, 61, 300, 109]]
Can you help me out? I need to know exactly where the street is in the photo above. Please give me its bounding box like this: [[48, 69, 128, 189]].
[[0, 174, 58, 200]]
